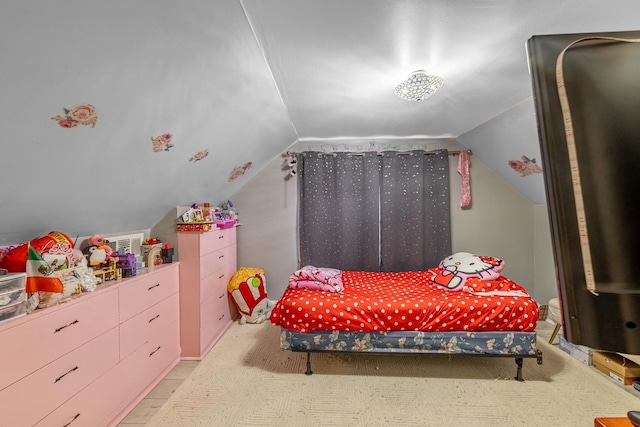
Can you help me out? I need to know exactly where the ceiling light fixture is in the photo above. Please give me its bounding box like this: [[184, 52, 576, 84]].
[[394, 70, 444, 102]]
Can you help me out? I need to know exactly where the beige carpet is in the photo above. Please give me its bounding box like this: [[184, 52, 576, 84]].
[[148, 322, 639, 427]]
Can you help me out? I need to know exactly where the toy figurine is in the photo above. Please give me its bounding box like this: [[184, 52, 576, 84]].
[[114, 253, 137, 277]]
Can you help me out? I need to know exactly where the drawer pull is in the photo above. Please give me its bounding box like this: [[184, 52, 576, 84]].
[[218, 314, 225, 321], [54, 319, 79, 334], [219, 293, 225, 299], [63, 413, 81, 427], [149, 314, 160, 323], [218, 255, 225, 259], [148, 283, 160, 290], [55, 366, 79, 383], [218, 273, 225, 279], [218, 235, 224, 239], [149, 346, 161, 357]]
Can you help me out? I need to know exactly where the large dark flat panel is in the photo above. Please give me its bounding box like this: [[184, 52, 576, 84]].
[[528, 31, 640, 354]]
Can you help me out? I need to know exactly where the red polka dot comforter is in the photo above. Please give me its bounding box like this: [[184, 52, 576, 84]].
[[270, 269, 539, 333]]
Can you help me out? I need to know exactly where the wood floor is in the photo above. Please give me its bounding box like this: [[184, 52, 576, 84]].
[[117, 360, 199, 426]]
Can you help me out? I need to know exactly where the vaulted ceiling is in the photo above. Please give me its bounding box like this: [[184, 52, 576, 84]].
[[240, 0, 640, 205], [1, 0, 638, 244]]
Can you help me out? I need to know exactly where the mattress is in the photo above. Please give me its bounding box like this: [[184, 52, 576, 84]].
[[270, 270, 539, 334]]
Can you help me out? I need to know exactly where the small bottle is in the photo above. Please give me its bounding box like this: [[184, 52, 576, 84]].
[[203, 203, 211, 221]]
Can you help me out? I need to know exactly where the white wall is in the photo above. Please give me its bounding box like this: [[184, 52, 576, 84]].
[[449, 154, 534, 293], [0, 1, 297, 245], [533, 205, 557, 304], [456, 99, 547, 204], [233, 143, 556, 302], [231, 153, 299, 299]]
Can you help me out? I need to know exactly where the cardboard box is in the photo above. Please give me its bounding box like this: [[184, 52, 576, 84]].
[[593, 351, 640, 385], [559, 334, 593, 366]]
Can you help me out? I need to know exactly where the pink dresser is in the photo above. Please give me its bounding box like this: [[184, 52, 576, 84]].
[[177, 226, 237, 359], [0, 263, 180, 427]]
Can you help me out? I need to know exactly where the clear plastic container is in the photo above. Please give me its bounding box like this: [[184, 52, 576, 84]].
[[0, 273, 27, 324], [0, 293, 27, 323], [0, 272, 26, 294], [0, 286, 25, 306], [0, 273, 26, 308]]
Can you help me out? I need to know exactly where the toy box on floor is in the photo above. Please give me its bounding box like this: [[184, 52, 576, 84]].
[[559, 334, 594, 366], [593, 351, 640, 385]]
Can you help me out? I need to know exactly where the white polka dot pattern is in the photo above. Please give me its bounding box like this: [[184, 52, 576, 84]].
[[270, 270, 539, 333]]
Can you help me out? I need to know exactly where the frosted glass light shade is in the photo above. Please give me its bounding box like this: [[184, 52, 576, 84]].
[[394, 70, 444, 102]]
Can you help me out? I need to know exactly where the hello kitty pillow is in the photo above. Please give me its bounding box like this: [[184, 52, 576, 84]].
[[430, 252, 505, 291]]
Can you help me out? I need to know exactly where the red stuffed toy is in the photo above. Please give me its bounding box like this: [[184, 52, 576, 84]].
[[88, 235, 113, 261]]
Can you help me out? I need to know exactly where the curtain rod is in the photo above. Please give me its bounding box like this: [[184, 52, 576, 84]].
[[289, 149, 472, 157]]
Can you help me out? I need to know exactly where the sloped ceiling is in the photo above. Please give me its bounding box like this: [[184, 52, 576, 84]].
[[240, 0, 640, 204], [1, 0, 639, 244], [0, 1, 296, 244]]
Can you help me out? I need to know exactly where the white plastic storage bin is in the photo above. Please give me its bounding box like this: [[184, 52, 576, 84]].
[[0, 273, 27, 323]]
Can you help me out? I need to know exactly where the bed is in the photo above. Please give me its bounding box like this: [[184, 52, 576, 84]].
[[270, 253, 543, 381]]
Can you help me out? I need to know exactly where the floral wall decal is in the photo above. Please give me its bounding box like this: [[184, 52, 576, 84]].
[[228, 162, 253, 181], [189, 149, 209, 162], [151, 133, 174, 152], [508, 155, 543, 176], [51, 104, 98, 128]]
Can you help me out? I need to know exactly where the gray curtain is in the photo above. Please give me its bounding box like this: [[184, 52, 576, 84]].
[[380, 150, 451, 271], [297, 152, 381, 271], [297, 149, 451, 272]]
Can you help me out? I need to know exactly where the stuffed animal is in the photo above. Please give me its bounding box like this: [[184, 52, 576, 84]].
[[70, 248, 87, 267], [82, 245, 108, 266], [227, 267, 277, 324], [431, 252, 505, 291], [89, 235, 113, 261]]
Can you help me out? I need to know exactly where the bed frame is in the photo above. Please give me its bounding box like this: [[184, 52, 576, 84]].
[[280, 328, 543, 381]]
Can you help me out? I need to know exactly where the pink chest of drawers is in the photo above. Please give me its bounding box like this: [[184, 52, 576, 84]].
[[0, 263, 181, 427], [177, 226, 237, 359]]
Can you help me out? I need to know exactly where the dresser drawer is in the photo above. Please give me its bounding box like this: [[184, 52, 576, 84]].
[[38, 321, 180, 427], [200, 244, 235, 279], [117, 321, 180, 402], [119, 265, 179, 322], [34, 364, 125, 427], [224, 244, 237, 274], [0, 327, 119, 427], [200, 266, 230, 303], [0, 289, 118, 391], [199, 227, 236, 255], [120, 293, 180, 359], [36, 323, 180, 427], [200, 292, 233, 349]]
